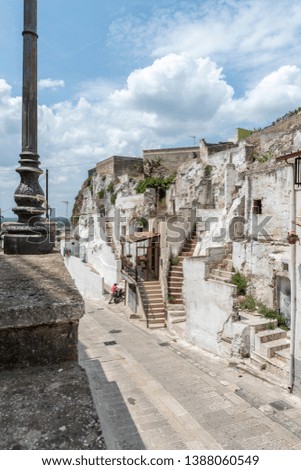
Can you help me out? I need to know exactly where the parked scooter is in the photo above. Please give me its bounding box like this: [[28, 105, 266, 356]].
[[113, 288, 125, 304]]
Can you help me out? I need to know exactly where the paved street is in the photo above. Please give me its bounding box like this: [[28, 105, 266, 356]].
[[78, 298, 301, 450]]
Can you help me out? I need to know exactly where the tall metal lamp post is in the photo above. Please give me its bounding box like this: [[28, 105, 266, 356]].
[[3, 0, 54, 254], [62, 201, 69, 220]]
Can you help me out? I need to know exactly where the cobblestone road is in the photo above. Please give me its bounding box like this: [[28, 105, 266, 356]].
[[78, 299, 301, 450]]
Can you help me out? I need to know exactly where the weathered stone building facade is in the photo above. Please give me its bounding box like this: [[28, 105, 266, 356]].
[[72, 112, 301, 394]]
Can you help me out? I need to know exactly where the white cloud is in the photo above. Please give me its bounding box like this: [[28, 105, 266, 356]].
[[222, 65, 301, 124], [111, 54, 233, 127], [38, 78, 65, 90], [2, 51, 301, 215], [108, 0, 301, 85]]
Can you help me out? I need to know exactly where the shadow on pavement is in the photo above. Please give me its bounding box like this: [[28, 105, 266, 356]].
[[78, 341, 145, 450]]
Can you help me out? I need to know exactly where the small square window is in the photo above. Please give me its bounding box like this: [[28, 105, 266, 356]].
[[282, 262, 289, 272], [253, 199, 262, 214]]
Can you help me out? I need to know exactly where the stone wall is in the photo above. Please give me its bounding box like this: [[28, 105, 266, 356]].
[[143, 146, 199, 175], [183, 255, 240, 356], [96, 156, 142, 177], [64, 255, 104, 301], [0, 253, 84, 369]]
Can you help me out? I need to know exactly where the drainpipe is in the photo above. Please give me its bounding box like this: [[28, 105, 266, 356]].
[[289, 163, 297, 393]]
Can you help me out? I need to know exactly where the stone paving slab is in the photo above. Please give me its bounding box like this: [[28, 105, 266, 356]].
[[0, 362, 105, 450], [79, 299, 301, 450]]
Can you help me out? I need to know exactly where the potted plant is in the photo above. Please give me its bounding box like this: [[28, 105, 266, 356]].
[[287, 231, 299, 244]]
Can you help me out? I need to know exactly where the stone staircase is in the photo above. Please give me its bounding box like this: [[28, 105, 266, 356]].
[[240, 312, 290, 380], [209, 243, 233, 283], [138, 280, 166, 329], [166, 233, 198, 332], [105, 222, 119, 258], [168, 232, 198, 306]]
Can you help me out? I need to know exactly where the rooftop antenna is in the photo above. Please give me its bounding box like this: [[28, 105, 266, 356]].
[[188, 135, 196, 146]]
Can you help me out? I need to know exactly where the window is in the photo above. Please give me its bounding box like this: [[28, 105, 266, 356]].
[[295, 157, 301, 187], [253, 199, 262, 214]]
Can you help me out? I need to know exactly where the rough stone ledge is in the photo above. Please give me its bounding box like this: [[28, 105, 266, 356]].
[[0, 362, 106, 450], [0, 252, 84, 368], [0, 252, 84, 329]]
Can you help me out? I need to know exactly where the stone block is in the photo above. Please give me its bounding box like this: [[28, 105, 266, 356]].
[[0, 252, 84, 369]]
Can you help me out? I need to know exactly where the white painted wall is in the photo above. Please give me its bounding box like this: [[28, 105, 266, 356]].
[[64, 255, 104, 301], [183, 256, 238, 356]]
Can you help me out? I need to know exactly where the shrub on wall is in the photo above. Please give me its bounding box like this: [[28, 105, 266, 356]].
[[135, 175, 175, 195], [231, 270, 248, 295], [110, 192, 117, 205], [106, 181, 115, 193], [97, 189, 105, 199]]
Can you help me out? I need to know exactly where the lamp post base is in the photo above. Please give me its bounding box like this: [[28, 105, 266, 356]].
[[3, 222, 55, 255]]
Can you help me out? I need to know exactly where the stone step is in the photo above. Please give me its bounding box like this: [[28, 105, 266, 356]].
[[255, 328, 287, 347], [147, 305, 165, 312], [239, 314, 278, 333], [141, 285, 162, 292], [140, 280, 160, 284], [250, 351, 267, 371], [142, 289, 162, 295], [147, 313, 165, 320], [182, 244, 196, 250], [169, 271, 183, 278], [168, 309, 186, 317], [217, 262, 233, 271], [170, 264, 183, 270], [169, 292, 183, 298], [183, 245, 196, 251], [148, 316, 165, 322], [142, 296, 163, 306], [250, 351, 289, 380], [211, 269, 232, 280], [170, 316, 186, 324], [148, 323, 166, 329], [275, 347, 291, 363], [169, 299, 183, 305], [168, 280, 183, 287], [142, 292, 162, 298], [260, 338, 290, 358], [208, 275, 231, 284], [168, 288, 183, 294], [252, 319, 279, 333]]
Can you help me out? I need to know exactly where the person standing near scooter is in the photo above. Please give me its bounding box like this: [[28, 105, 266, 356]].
[[108, 283, 118, 304]]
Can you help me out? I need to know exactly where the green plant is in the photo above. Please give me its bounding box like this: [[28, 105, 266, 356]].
[[137, 217, 148, 229], [106, 181, 115, 193], [204, 165, 213, 177], [168, 295, 176, 304], [143, 157, 166, 178], [110, 192, 117, 205], [239, 294, 290, 330], [231, 270, 248, 295], [239, 295, 256, 311], [84, 175, 92, 187], [170, 256, 179, 266], [254, 151, 273, 164], [101, 175, 106, 182], [257, 303, 289, 330], [97, 189, 105, 199], [135, 175, 175, 194]]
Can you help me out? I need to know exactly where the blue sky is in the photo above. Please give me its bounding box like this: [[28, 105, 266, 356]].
[[1, 0, 301, 217]]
